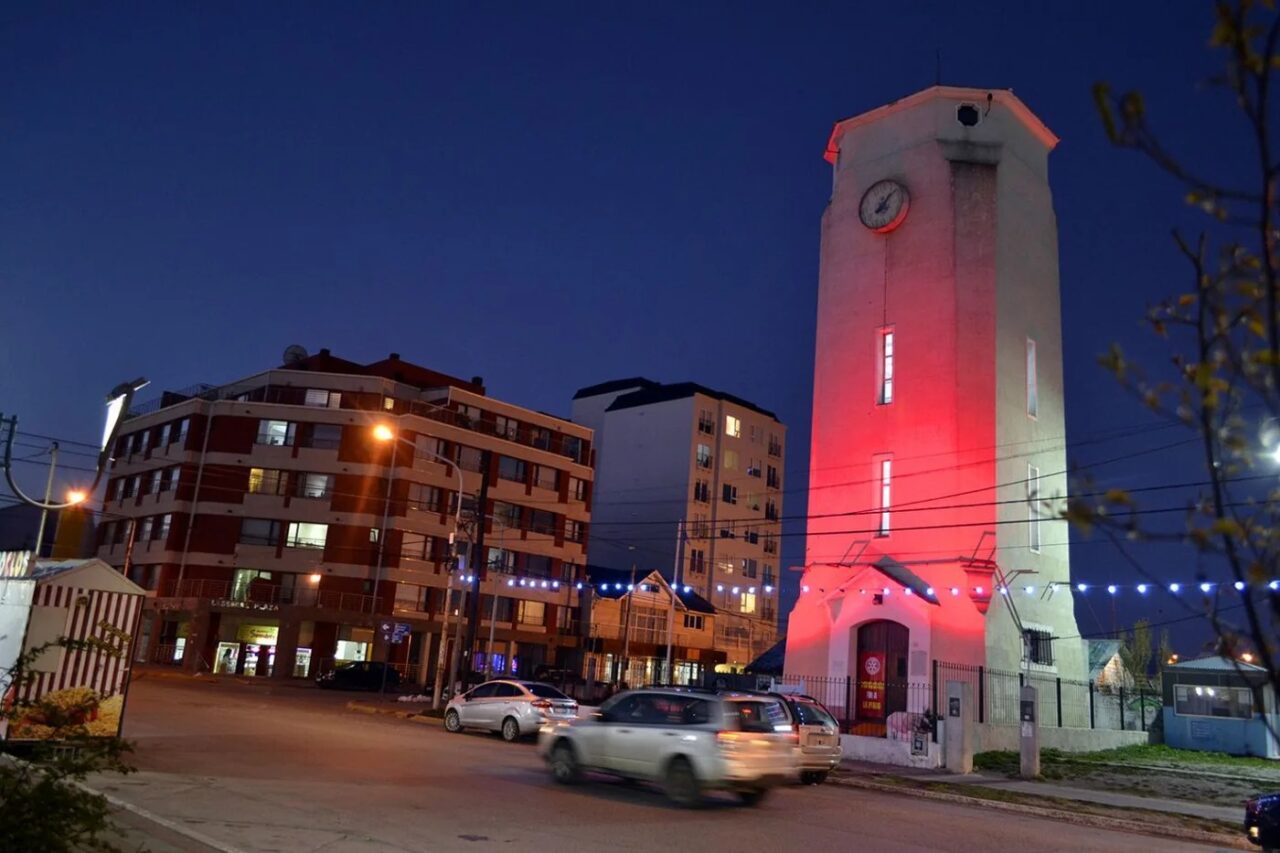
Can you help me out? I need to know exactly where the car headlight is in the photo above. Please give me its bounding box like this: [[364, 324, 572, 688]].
[[1249, 826, 1259, 839]]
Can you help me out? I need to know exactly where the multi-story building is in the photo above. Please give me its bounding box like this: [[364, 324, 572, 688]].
[[786, 87, 1088, 727], [96, 348, 594, 686], [572, 379, 785, 672], [581, 566, 721, 687]]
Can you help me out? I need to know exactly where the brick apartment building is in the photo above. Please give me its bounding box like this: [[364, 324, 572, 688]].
[[96, 348, 593, 686]]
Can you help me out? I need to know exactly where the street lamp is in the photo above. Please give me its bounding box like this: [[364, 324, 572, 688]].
[[372, 422, 469, 710]]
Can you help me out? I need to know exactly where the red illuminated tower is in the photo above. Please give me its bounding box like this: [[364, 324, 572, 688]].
[[785, 88, 1086, 711]]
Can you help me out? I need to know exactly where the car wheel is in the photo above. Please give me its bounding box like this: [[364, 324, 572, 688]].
[[800, 770, 828, 785], [737, 787, 769, 807], [444, 710, 462, 733], [550, 741, 581, 785], [663, 757, 702, 808], [501, 716, 521, 742]]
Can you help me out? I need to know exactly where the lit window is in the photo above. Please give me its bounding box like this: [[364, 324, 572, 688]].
[[247, 467, 283, 495], [725, 415, 742, 438], [739, 592, 757, 614], [149, 468, 162, 494], [256, 420, 295, 447], [1027, 464, 1041, 553], [286, 522, 328, 549], [517, 600, 546, 626], [723, 449, 738, 470], [878, 329, 895, 404], [1173, 684, 1254, 718], [139, 517, 153, 541], [877, 457, 891, 536], [304, 389, 342, 408], [695, 444, 712, 469], [1026, 338, 1038, 418], [298, 473, 333, 499], [156, 513, 172, 542]]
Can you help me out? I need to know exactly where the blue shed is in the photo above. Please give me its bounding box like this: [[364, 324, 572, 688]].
[[1161, 656, 1278, 759]]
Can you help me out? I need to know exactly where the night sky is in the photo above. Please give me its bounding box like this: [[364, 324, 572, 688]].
[[0, 3, 1250, 653]]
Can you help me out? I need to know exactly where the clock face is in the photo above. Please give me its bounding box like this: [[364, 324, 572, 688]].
[[859, 179, 910, 233]]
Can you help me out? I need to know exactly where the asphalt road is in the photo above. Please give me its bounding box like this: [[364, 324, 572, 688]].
[[92, 678, 1229, 853]]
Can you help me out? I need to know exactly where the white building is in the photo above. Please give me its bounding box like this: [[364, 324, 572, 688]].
[[785, 87, 1087, 724], [573, 379, 785, 670]]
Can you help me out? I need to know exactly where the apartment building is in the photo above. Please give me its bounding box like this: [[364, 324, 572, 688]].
[[572, 379, 785, 671], [97, 348, 593, 685]]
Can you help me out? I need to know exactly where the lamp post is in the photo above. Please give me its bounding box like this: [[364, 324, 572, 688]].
[[665, 520, 685, 683], [372, 423, 468, 709], [30, 442, 89, 559]]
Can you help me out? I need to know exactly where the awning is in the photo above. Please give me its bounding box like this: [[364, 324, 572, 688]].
[[871, 555, 941, 606]]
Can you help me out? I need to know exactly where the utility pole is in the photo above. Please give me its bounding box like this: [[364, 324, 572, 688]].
[[484, 521, 506, 676], [619, 558, 636, 685], [665, 520, 685, 683], [34, 442, 59, 557], [460, 450, 493, 685]]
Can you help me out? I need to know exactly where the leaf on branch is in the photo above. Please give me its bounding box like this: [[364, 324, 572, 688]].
[[1211, 517, 1244, 537], [1105, 488, 1134, 506]]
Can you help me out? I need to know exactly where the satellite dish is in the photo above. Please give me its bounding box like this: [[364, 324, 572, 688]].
[[283, 344, 308, 365]]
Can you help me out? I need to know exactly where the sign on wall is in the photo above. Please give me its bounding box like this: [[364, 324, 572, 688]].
[[857, 651, 886, 719]]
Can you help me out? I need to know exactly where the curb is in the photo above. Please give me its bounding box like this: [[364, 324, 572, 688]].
[[1052, 756, 1280, 786], [346, 701, 441, 726], [829, 774, 1251, 850]]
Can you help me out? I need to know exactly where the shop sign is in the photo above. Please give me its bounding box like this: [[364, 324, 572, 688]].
[[0, 551, 33, 578], [379, 620, 411, 645], [236, 624, 280, 645], [212, 599, 279, 612], [856, 651, 886, 720]]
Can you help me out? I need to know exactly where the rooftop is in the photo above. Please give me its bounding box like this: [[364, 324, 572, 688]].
[[576, 377, 779, 422]]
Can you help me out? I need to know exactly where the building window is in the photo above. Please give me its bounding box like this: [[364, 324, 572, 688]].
[[683, 614, 705, 630], [401, 531, 432, 561], [158, 423, 170, 446], [517, 600, 546, 626], [530, 427, 552, 450], [877, 457, 892, 536], [138, 430, 151, 454], [156, 513, 172, 542], [768, 434, 782, 457], [456, 445, 484, 472], [383, 397, 396, 412], [764, 499, 779, 521], [766, 465, 780, 489], [175, 418, 190, 445], [1022, 628, 1054, 666], [691, 514, 710, 540], [739, 592, 757, 614], [745, 528, 759, 544], [878, 328, 895, 405], [689, 549, 706, 574], [494, 415, 519, 441], [498, 456, 527, 483], [534, 465, 559, 490], [139, 517, 153, 542], [305, 424, 343, 450], [697, 409, 715, 434], [746, 458, 762, 478], [719, 525, 736, 539], [695, 444, 712, 469], [297, 473, 333, 499], [1027, 464, 1042, 553], [529, 509, 557, 535], [564, 519, 585, 543], [149, 468, 163, 494], [163, 465, 181, 492], [1026, 338, 1038, 418], [304, 388, 342, 408], [561, 435, 583, 463], [248, 467, 285, 495], [525, 554, 553, 577], [415, 434, 447, 461], [487, 547, 518, 573], [256, 420, 296, 447], [742, 558, 758, 578], [1173, 684, 1255, 718], [569, 477, 588, 502], [693, 480, 710, 503], [722, 484, 738, 504], [763, 533, 778, 555], [407, 483, 441, 512], [492, 500, 522, 530], [723, 449, 738, 470], [128, 475, 141, 498], [239, 518, 281, 546], [286, 522, 328, 549], [749, 424, 761, 443], [395, 583, 427, 611], [725, 415, 742, 438]]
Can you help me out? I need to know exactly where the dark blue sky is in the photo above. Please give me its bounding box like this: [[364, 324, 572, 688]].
[[1, 2, 1248, 651]]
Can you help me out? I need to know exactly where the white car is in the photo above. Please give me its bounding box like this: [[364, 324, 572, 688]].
[[537, 687, 798, 806], [444, 679, 578, 741]]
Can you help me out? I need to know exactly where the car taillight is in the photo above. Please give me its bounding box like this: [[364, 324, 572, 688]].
[[531, 699, 553, 709], [716, 731, 739, 749]]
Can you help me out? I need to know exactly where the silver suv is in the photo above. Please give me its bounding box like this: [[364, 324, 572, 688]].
[[444, 680, 578, 741], [537, 688, 797, 806]]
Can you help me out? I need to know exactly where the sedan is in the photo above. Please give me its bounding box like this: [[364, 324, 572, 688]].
[[444, 679, 578, 742], [315, 661, 401, 691]]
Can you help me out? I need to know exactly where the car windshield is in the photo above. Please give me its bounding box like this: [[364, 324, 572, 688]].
[[526, 684, 570, 700], [793, 700, 838, 728], [731, 699, 792, 733]]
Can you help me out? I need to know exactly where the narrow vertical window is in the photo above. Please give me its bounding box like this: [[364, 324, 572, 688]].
[[1026, 338, 1038, 418], [877, 457, 892, 536], [1027, 464, 1041, 553], [878, 329, 895, 405]]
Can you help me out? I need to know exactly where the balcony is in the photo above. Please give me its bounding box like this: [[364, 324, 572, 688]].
[[156, 578, 384, 614]]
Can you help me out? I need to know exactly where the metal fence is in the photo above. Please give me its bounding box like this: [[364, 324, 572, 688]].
[[779, 660, 1160, 739]]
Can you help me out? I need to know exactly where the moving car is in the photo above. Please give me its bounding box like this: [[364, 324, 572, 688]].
[[1246, 792, 1280, 852], [444, 679, 578, 742], [315, 661, 401, 691], [538, 687, 798, 807]]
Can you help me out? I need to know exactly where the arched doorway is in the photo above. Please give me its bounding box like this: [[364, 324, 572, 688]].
[[851, 620, 909, 737]]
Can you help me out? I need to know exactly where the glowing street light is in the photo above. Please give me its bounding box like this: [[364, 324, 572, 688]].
[[372, 423, 396, 443], [65, 489, 88, 505]]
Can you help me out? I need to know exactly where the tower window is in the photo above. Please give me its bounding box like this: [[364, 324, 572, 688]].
[[1027, 464, 1042, 553], [1026, 338, 1038, 418], [877, 329, 895, 405], [876, 456, 892, 536], [956, 103, 981, 128]]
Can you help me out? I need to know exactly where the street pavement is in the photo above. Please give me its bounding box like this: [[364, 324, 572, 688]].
[[92, 678, 1233, 853]]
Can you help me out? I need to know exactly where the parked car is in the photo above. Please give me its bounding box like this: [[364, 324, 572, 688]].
[[444, 679, 578, 742], [773, 693, 842, 784], [315, 661, 401, 691], [537, 687, 798, 807], [1246, 792, 1280, 852]]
